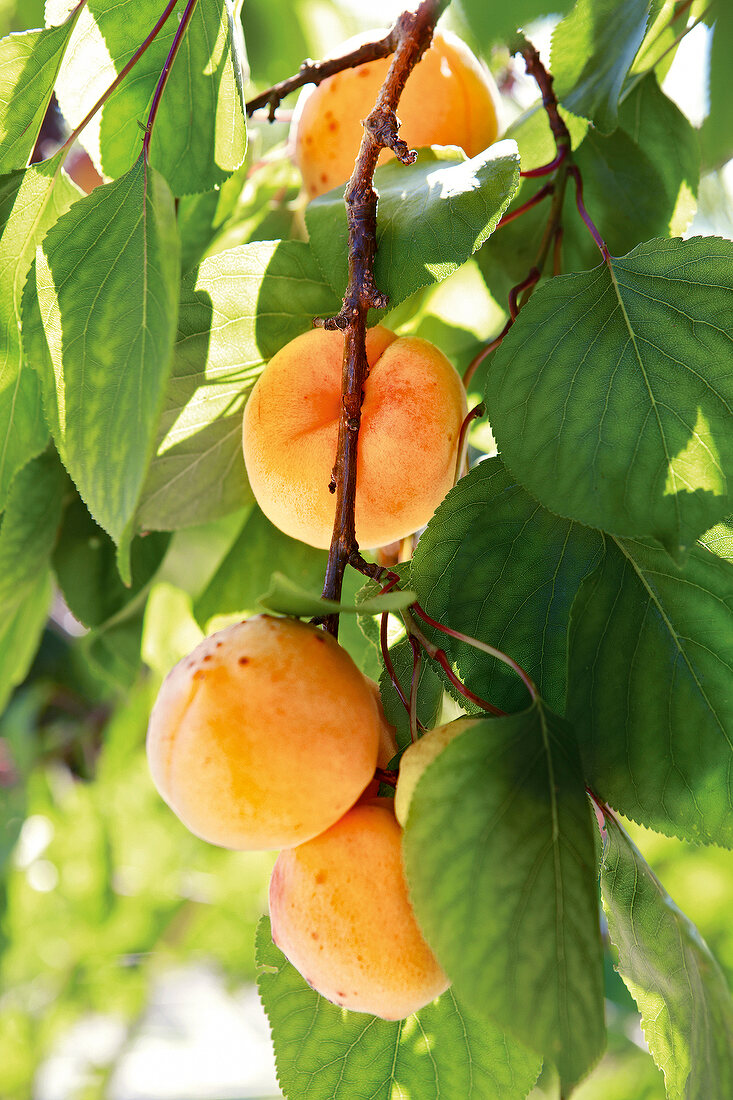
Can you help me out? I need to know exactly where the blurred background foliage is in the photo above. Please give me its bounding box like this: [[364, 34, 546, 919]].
[[1, 0, 732, 1097]]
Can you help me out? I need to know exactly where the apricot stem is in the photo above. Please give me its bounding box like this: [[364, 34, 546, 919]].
[[318, 0, 449, 636], [454, 402, 486, 483], [568, 165, 611, 263], [143, 0, 200, 162], [245, 30, 402, 121], [60, 0, 179, 157]]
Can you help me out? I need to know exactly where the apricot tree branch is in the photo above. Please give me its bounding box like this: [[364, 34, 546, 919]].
[[317, 0, 450, 636], [245, 29, 401, 121]]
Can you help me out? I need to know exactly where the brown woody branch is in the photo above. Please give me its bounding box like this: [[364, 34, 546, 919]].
[[245, 29, 401, 121], [317, 0, 449, 636]]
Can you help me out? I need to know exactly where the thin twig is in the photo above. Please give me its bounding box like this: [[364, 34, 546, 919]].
[[245, 30, 400, 121], [143, 0, 200, 161], [318, 0, 449, 636], [60, 0, 179, 155]]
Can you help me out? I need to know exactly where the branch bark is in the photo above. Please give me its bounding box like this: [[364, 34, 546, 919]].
[[316, 0, 449, 636]]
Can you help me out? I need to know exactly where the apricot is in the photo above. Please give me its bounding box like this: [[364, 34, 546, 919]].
[[146, 615, 382, 850], [395, 718, 481, 826], [294, 29, 502, 199], [242, 326, 467, 549], [269, 798, 449, 1018]]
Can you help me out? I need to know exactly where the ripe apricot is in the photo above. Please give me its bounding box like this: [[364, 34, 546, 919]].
[[395, 718, 481, 826], [269, 798, 449, 1018], [146, 615, 382, 850], [294, 29, 502, 199], [242, 325, 467, 549]]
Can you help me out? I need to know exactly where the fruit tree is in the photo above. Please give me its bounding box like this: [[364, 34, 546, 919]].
[[0, 0, 732, 1098]]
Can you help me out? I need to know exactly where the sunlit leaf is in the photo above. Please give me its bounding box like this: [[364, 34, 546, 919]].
[[306, 143, 520, 313], [256, 917, 541, 1100], [136, 239, 340, 532], [0, 155, 80, 511], [551, 0, 658, 133], [53, 0, 247, 194], [35, 154, 179, 579], [0, 6, 83, 173], [484, 237, 733, 557]]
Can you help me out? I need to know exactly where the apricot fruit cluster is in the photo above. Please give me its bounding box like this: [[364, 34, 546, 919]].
[[242, 325, 467, 550], [147, 614, 447, 1019], [293, 29, 502, 199]]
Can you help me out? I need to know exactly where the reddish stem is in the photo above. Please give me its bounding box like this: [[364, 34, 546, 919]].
[[408, 636, 422, 744], [61, 0, 179, 155], [520, 146, 568, 178], [463, 319, 511, 388], [143, 0, 200, 162], [497, 182, 553, 226], [454, 402, 486, 482], [509, 267, 540, 319], [568, 165, 611, 262], [434, 650, 505, 716]]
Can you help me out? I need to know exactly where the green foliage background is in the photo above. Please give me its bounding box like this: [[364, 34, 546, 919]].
[[0, 0, 732, 1097]]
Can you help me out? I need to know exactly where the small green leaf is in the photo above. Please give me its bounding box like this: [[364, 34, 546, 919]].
[[0, 451, 67, 713], [194, 507, 327, 627], [568, 535, 733, 846], [54, 0, 247, 194], [403, 705, 605, 1090], [484, 237, 733, 556], [35, 155, 180, 577], [0, 8, 82, 173], [256, 917, 541, 1100], [0, 156, 80, 511], [600, 809, 733, 1099], [136, 239, 340, 532], [412, 457, 603, 713], [306, 143, 520, 313], [551, 0, 658, 133], [257, 572, 416, 619]]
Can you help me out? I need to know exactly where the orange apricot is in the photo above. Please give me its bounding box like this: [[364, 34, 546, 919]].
[[242, 325, 467, 549], [146, 615, 382, 850], [293, 29, 502, 199], [269, 798, 449, 1018]]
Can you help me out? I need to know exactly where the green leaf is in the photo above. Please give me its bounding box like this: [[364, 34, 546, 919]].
[[257, 572, 416, 619], [0, 8, 82, 173], [456, 0, 572, 47], [412, 458, 603, 713], [403, 705, 605, 1090], [600, 809, 733, 1099], [306, 143, 520, 313], [0, 156, 80, 511], [256, 917, 541, 1100], [699, 516, 733, 563], [35, 155, 180, 577], [551, 0, 657, 133], [136, 239, 340, 532], [0, 451, 67, 713], [54, 0, 247, 194], [567, 535, 733, 847], [484, 237, 733, 556], [194, 506, 327, 627], [52, 493, 169, 629], [700, 6, 733, 170]]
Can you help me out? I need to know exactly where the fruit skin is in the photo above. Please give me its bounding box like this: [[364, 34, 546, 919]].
[[294, 29, 502, 199], [242, 325, 467, 550], [146, 615, 381, 851], [395, 717, 482, 826], [269, 798, 449, 1019]]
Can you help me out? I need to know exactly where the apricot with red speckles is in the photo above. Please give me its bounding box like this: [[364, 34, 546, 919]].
[[293, 29, 502, 199], [242, 325, 467, 550], [146, 615, 382, 850], [269, 798, 449, 1018]]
